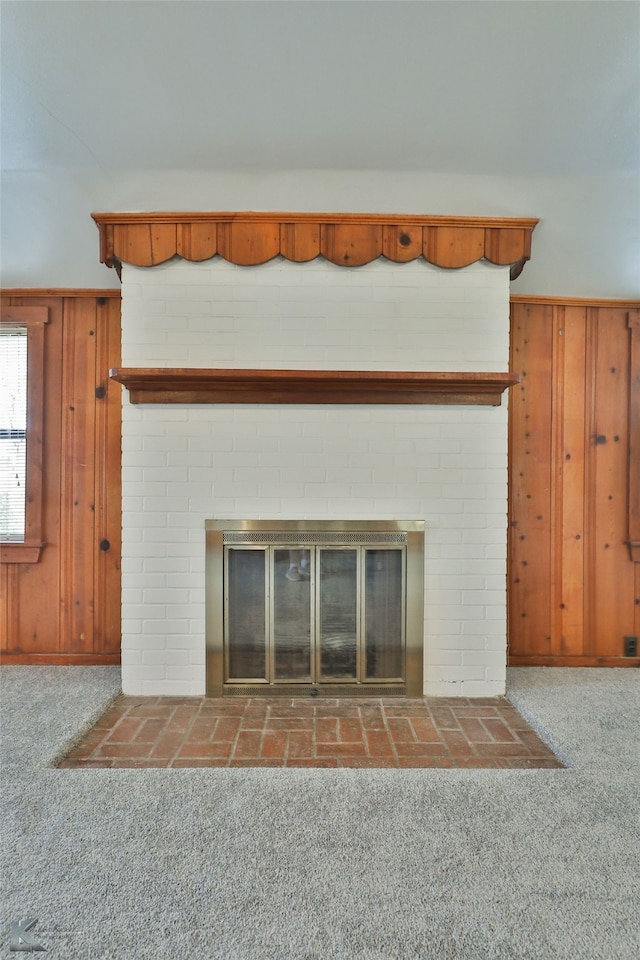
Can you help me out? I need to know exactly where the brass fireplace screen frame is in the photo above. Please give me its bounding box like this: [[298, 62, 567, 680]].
[[206, 520, 425, 697]]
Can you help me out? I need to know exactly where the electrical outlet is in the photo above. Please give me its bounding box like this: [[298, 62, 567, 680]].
[[624, 636, 638, 657]]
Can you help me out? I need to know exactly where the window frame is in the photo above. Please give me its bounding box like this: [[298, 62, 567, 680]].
[[0, 307, 48, 563]]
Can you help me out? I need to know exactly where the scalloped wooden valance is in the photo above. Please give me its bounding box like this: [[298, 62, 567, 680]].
[[92, 212, 538, 279]]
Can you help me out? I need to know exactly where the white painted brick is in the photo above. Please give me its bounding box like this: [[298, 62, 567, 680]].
[[120, 257, 510, 696]]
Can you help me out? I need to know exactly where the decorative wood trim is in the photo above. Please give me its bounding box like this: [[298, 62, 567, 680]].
[[0, 653, 121, 665], [0, 542, 44, 564], [92, 212, 538, 278], [628, 309, 640, 561], [110, 368, 519, 407], [511, 295, 640, 308]]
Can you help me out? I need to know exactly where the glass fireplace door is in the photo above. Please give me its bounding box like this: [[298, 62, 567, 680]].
[[224, 543, 405, 687]]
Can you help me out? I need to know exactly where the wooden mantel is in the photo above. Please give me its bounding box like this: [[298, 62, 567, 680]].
[[109, 368, 520, 406], [92, 212, 538, 280]]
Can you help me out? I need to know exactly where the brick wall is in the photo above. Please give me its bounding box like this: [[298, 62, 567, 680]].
[[120, 257, 510, 696]]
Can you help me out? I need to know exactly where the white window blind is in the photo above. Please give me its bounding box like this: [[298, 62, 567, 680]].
[[0, 328, 27, 540]]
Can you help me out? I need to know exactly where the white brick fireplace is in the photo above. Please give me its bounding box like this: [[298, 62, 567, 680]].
[[119, 255, 511, 697]]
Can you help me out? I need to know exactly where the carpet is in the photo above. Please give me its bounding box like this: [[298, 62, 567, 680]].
[[1, 666, 638, 959]]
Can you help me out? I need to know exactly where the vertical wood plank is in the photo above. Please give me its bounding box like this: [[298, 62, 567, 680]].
[[628, 310, 640, 560], [557, 306, 587, 655], [59, 298, 97, 654], [587, 307, 636, 656], [508, 302, 554, 657], [93, 297, 122, 655]]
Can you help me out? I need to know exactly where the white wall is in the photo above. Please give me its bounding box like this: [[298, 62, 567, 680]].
[[120, 257, 510, 697], [2, 168, 638, 298]]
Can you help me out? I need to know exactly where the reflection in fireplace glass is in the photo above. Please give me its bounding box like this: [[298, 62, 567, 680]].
[[274, 549, 312, 680], [226, 549, 266, 679], [365, 549, 403, 679], [224, 542, 405, 686], [319, 549, 358, 679]]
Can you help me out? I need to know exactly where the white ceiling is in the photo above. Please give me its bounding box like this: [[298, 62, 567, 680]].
[[2, 0, 639, 178]]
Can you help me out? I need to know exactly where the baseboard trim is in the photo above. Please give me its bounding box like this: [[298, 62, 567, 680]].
[[0, 654, 121, 665], [508, 655, 640, 667]]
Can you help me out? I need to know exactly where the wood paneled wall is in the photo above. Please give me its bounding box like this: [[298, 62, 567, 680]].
[[508, 297, 640, 665], [2, 290, 638, 668], [0, 292, 121, 663]]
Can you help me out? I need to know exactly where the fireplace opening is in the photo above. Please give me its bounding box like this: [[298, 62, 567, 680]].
[[206, 520, 424, 697]]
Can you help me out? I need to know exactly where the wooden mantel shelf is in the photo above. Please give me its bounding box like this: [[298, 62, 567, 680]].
[[110, 368, 520, 406]]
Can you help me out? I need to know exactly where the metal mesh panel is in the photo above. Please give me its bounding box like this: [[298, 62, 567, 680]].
[[223, 531, 407, 545], [223, 684, 406, 698]]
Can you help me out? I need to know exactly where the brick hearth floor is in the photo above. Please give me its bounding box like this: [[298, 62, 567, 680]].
[[57, 696, 563, 769]]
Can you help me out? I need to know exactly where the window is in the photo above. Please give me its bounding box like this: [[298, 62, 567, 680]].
[[0, 307, 48, 563], [0, 328, 27, 537]]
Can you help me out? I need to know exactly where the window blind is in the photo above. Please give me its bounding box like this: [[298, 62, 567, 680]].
[[0, 328, 27, 540]]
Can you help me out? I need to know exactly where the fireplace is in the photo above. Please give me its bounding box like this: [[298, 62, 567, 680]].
[[98, 212, 535, 699], [205, 520, 424, 697]]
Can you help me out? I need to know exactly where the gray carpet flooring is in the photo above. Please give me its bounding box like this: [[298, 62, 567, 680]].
[[1, 666, 638, 960]]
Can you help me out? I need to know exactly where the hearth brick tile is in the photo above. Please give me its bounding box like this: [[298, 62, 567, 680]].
[[454, 757, 508, 768], [150, 731, 188, 758], [365, 730, 396, 757], [186, 719, 217, 742], [358, 706, 386, 726], [170, 705, 200, 728], [338, 718, 364, 743], [394, 741, 450, 758], [127, 703, 174, 720], [428, 707, 458, 729], [111, 759, 170, 768], [452, 705, 500, 718], [260, 734, 287, 759], [233, 731, 263, 758], [171, 758, 229, 768], [410, 718, 441, 742], [441, 729, 476, 756], [316, 718, 339, 742], [474, 742, 531, 758], [316, 741, 367, 757], [265, 718, 313, 732], [287, 733, 314, 759], [177, 741, 233, 759], [133, 718, 170, 743], [287, 758, 340, 768], [387, 718, 416, 742], [457, 717, 492, 742], [197, 702, 245, 717], [211, 717, 242, 741], [339, 758, 398, 768], [59, 758, 117, 768], [229, 758, 283, 767], [498, 707, 535, 730], [398, 757, 454, 768], [482, 718, 518, 742], [57, 693, 563, 770], [93, 742, 156, 759]]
